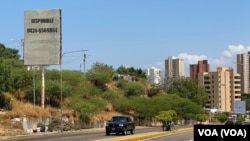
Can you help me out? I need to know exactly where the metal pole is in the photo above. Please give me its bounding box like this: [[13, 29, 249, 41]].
[[60, 49, 88, 132], [83, 53, 86, 73], [33, 66, 36, 107], [41, 66, 45, 109], [60, 62, 63, 132]]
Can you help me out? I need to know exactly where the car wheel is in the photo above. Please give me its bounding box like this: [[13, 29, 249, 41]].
[[122, 129, 127, 135], [130, 129, 134, 134], [106, 131, 110, 136]]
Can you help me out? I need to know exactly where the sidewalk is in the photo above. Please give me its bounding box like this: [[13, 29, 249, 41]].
[[0, 126, 148, 140], [0, 127, 104, 140]]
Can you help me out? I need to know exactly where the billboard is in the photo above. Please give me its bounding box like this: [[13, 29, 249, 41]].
[[234, 101, 246, 114], [24, 9, 61, 65]]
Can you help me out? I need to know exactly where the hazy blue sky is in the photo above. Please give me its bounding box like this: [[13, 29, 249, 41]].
[[1, 0, 250, 75]]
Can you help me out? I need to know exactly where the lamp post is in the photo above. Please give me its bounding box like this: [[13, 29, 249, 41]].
[[60, 49, 87, 132], [83, 51, 90, 73]]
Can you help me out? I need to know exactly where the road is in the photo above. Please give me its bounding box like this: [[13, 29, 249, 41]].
[[1, 125, 192, 141], [142, 130, 193, 141]]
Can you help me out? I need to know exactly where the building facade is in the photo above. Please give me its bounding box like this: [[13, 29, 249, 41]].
[[164, 56, 185, 79], [198, 67, 241, 112], [145, 67, 162, 85], [236, 52, 250, 94], [190, 60, 210, 79]]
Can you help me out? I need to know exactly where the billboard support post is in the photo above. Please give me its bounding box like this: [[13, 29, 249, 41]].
[[41, 66, 45, 109], [24, 9, 62, 109]]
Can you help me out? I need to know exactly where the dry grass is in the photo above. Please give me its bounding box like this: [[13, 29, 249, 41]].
[[0, 92, 123, 136], [92, 111, 122, 122], [0, 93, 79, 135], [3, 93, 51, 119]]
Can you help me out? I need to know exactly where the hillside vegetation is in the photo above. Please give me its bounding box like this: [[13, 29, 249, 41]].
[[0, 43, 209, 133]]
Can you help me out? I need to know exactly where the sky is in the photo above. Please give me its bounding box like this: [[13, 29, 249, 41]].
[[1, 0, 250, 76]]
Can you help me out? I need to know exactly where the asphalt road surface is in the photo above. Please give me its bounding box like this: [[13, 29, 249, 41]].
[[1, 125, 192, 141], [142, 130, 193, 141]]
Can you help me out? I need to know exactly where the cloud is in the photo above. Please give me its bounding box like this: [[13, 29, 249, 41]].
[[177, 53, 207, 64], [153, 44, 250, 77], [222, 44, 250, 58], [210, 44, 250, 70]]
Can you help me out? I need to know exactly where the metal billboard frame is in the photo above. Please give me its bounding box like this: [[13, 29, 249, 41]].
[[24, 9, 62, 65]]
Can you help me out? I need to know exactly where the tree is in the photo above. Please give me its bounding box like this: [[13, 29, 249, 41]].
[[195, 114, 208, 123], [241, 93, 250, 111], [155, 110, 177, 123], [215, 112, 228, 123], [68, 96, 107, 123], [246, 99, 250, 111], [166, 78, 208, 107], [116, 65, 146, 79], [86, 62, 114, 91], [0, 43, 21, 60], [148, 85, 163, 97], [0, 59, 12, 93], [171, 95, 204, 123], [236, 115, 245, 121], [124, 82, 147, 97]]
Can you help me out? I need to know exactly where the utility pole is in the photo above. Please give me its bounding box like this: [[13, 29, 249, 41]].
[[83, 51, 90, 73], [83, 53, 86, 73], [60, 49, 87, 132]]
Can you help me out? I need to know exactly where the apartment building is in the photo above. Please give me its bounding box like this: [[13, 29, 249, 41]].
[[236, 52, 250, 94], [145, 67, 162, 85], [190, 60, 210, 79], [198, 67, 241, 112], [164, 56, 185, 79]]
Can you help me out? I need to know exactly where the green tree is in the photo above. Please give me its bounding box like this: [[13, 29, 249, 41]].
[[0, 43, 21, 60], [116, 65, 146, 79], [0, 59, 12, 93], [236, 115, 245, 121], [171, 95, 204, 123], [148, 85, 163, 97], [241, 93, 250, 111], [215, 112, 228, 123], [124, 82, 147, 97], [167, 78, 208, 106], [195, 114, 208, 123], [246, 99, 250, 111], [68, 96, 107, 123], [86, 62, 114, 91], [155, 110, 177, 123]]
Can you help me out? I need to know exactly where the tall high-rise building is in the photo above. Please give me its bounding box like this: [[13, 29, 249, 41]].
[[165, 56, 185, 79], [198, 67, 241, 112], [145, 67, 162, 85], [190, 60, 210, 79], [236, 52, 250, 94]]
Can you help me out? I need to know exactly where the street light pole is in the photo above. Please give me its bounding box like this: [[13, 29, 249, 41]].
[[60, 49, 87, 132], [83, 51, 90, 73], [83, 53, 86, 73]]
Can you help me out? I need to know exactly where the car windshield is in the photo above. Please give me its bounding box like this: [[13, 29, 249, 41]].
[[235, 121, 242, 125], [111, 117, 126, 122]]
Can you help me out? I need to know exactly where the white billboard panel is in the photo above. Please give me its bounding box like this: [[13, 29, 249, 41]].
[[24, 9, 61, 65], [234, 101, 246, 114]]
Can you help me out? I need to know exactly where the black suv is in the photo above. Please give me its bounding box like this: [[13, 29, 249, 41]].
[[225, 120, 243, 125], [224, 120, 234, 125], [234, 120, 243, 125], [105, 115, 135, 135]]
